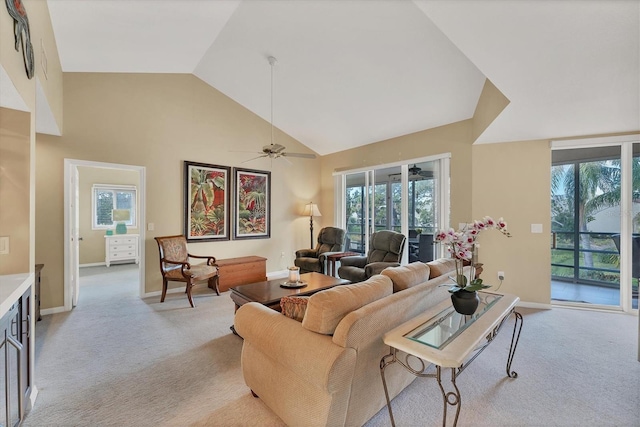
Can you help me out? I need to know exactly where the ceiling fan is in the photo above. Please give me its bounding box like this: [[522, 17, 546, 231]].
[[238, 56, 317, 164], [408, 164, 433, 178], [388, 164, 433, 179]]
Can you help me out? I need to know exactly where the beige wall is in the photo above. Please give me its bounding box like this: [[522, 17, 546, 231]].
[[472, 79, 509, 141], [320, 119, 475, 229], [1, 0, 62, 278], [36, 73, 320, 310], [27, 0, 64, 132], [321, 125, 553, 305], [0, 108, 30, 274], [472, 140, 551, 304], [77, 166, 140, 265]]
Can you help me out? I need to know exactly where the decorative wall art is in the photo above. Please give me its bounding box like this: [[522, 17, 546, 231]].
[[184, 161, 231, 242], [5, 0, 35, 79], [234, 167, 271, 240]]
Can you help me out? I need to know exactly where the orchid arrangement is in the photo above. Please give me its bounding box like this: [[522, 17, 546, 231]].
[[435, 216, 512, 293]]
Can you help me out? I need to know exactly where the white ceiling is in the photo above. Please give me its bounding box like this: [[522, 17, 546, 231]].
[[47, 0, 639, 156]]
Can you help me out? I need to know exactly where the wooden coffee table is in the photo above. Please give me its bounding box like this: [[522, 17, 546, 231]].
[[230, 272, 349, 312], [229, 272, 349, 336]]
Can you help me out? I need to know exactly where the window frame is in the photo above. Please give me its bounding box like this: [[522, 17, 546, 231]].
[[334, 154, 450, 262], [92, 184, 137, 230]]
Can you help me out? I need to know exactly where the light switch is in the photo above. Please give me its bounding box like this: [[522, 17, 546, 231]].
[[148, 223, 155, 231], [0, 236, 9, 255], [531, 224, 543, 233]]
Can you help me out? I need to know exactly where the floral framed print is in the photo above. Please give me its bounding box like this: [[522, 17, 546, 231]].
[[184, 161, 231, 242], [234, 167, 271, 240]]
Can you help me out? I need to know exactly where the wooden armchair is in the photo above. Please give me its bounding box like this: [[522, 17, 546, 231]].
[[154, 235, 220, 308]]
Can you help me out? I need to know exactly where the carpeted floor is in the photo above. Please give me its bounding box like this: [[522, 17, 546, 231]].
[[24, 264, 640, 426]]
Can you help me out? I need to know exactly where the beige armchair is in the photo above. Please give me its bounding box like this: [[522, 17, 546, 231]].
[[338, 230, 406, 283], [294, 227, 346, 274], [154, 235, 220, 308]]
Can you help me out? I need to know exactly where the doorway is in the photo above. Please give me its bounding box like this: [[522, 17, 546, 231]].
[[551, 137, 639, 313], [64, 159, 146, 311]]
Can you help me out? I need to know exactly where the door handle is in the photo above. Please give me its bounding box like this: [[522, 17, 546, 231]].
[[23, 315, 30, 338]]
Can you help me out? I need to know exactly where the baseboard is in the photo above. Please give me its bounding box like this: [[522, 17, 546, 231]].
[[28, 385, 38, 411], [517, 301, 552, 310], [40, 306, 67, 316], [267, 270, 288, 280], [80, 262, 106, 268]]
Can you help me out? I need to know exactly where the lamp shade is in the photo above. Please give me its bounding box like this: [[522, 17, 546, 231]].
[[112, 209, 131, 222], [301, 203, 322, 217]]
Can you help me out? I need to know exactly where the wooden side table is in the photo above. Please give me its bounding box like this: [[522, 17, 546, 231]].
[[325, 251, 361, 277]]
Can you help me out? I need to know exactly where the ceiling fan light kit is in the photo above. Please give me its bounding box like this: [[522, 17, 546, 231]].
[[239, 56, 316, 164]]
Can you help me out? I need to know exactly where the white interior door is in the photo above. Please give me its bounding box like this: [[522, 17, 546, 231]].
[[71, 166, 80, 306]]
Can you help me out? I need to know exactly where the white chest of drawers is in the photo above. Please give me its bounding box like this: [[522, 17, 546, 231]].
[[104, 234, 139, 267]]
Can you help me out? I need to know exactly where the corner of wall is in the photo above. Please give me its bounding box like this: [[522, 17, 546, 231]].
[[471, 79, 510, 142]]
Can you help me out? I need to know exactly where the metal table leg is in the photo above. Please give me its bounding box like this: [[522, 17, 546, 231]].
[[379, 310, 523, 427], [506, 311, 523, 378], [436, 366, 461, 427]]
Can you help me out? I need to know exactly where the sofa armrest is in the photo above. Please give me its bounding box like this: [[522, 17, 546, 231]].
[[296, 248, 318, 258], [365, 261, 400, 277], [339, 255, 368, 268], [234, 303, 356, 393]]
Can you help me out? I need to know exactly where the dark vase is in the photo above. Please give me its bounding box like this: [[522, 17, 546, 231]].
[[450, 289, 479, 315]]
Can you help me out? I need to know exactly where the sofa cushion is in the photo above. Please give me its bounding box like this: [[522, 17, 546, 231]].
[[381, 262, 430, 292], [280, 296, 309, 322], [426, 258, 457, 279], [302, 275, 393, 335]]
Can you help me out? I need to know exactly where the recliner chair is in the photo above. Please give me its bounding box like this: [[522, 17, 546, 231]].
[[338, 230, 406, 283], [294, 227, 346, 274]]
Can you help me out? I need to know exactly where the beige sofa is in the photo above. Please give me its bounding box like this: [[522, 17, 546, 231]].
[[233, 259, 464, 427]]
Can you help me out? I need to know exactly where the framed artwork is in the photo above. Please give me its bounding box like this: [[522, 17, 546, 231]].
[[184, 161, 231, 242], [234, 167, 271, 240]]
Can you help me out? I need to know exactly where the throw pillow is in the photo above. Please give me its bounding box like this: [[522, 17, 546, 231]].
[[381, 262, 430, 292], [280, 296, 309, 322], [302, 275, 393, 335], [426, 258, 457, 279]]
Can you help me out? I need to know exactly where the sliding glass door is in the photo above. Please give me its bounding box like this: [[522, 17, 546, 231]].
[[338, 156, 448, 262], [345, 171, 372, 253], [551, 138, 639, 312]]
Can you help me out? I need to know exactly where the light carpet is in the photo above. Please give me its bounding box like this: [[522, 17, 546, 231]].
[[24, 264, 639, 426]]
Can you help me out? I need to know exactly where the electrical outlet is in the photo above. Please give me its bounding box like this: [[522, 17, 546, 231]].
[[281, 251, 285, 258], [498, 271, 505, 281]]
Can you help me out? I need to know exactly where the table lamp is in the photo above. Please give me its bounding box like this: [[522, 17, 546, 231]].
[[113, 209, 130, 234], [301, 202, 322, 248]]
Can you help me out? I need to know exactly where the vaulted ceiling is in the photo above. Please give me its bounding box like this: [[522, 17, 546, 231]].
[[47, 0, 639, 156]]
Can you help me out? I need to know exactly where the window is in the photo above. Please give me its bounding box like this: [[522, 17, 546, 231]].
[[336, 155, 449, 262], [92, 185, 137, 229]]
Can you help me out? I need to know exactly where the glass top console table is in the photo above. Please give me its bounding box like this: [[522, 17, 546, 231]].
[[380, 292, 523, 427]]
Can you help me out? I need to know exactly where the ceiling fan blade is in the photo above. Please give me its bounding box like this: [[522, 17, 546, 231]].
[[282, 152, 316, 159], [230, 150, 263, 154], [241, 154, 269, 164]]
